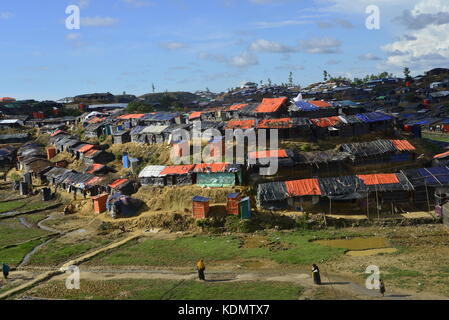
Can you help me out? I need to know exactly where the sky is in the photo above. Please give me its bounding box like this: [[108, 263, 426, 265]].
[[0, 0, 448, 100]]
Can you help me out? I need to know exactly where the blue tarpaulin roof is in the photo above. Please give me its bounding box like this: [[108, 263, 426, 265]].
[[192, 196, 210, 202], [404, 167, 449, 187], [356, 112, 394, 123], [294, 101, 319, 111], [142, 113, 179, 121]]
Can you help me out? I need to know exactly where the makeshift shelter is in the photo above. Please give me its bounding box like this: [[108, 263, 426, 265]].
[[192, 196, 210, 219], [83, 149, 115, 165], [194, 163, 242, 187], [355, 112, 395, 132], [256, 181, 289, 209], [0, 133, 29, 144], [106, 193, 142, 219], [160, 164, 196, 186], [108, 178, 138, 195], [253, 97, 289, 118], [310, 116, 353, 139], [138, 165, 167, 186], [113, 130, 131, 144]]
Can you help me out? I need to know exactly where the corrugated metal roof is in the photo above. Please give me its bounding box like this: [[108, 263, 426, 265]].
[[141, 125, 170, 134], [138, 165, 167, 178]]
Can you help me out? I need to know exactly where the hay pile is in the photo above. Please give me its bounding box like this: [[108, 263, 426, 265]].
[[134, 185, 249, 213]]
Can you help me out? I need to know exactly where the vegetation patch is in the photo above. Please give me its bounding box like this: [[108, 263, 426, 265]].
[[29, 279, 303, 300]]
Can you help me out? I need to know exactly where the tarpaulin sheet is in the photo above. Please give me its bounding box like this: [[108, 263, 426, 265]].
[[225, 119, 256, 129], [257, 118, 292, 129], [341, 139, 396, 158], [194, 163, 230, 173], [257, 181, 289, 202], [77, 144, 95, 153], [160, 164, 195, 175], [227, 104, 248, 111], [415, 167, 449, 186], [308, 100, 332, 108], [434, 151, 449, 159], [294, 101, 318, 111], [356, 112, 394, 123], [117, 114, 145, 120], [255, 97, 288, 113], [318, 176, 367, 199], [390, 140, 416, 151], [109, 179, 129, 189], [310, 116, 342, 128], [249, 149, 288, 159], [357, 174, 399, 185], [189, 112, 202, 120], [285, 179, 321, 197]]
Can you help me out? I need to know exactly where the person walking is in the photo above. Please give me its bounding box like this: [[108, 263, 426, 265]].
[[196, 259, 206, 281], [312, 264, 321, 285], [2, 263, 10, 280], [379, 279, 386, 297]]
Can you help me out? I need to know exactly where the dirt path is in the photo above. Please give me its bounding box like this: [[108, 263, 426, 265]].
[[0, 231, 143, 300], [41, 269, 446, 300]]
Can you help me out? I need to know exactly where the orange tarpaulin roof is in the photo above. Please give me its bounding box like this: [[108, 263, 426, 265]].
[[357, 174, 399, 185], [117, 114, 145, 120], [108, 178, 129, 189], [189, 112, 202, 120], [86, 176, 104, 186], [255, 97, 288, 113], [285, 179, 321, 197], [257, 118, 292, 129], [89, 117, 105, 124], [249, 149, 288, 159], [434, 150, 449, 159], [86, 163, 105, 174], [194, 163, 229, 173], [227, 104, 248, 111], [309, 100, 332, 108], [225, 119, 256, 130], [390, 140, 416, 151], [78, 144, 95, 153], [310, 116, 341, 128], [160, 164, 195, 175]]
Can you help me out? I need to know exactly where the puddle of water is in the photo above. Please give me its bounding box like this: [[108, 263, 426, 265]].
[[314, 237, 388, 250], [346, 248, 398, 257]]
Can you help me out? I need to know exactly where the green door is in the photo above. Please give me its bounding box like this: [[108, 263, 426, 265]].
[[239, 197, 251, 219]]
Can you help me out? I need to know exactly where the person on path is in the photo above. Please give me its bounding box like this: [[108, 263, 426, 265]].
[[2, 263, 10, 280], [379, 279, 386, 297], [196, 259, 206, 281], [312, 264, 321, 285]]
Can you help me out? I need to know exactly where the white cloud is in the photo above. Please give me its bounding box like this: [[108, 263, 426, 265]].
[[0, 12, 13, 20], [81, 16, 118, 27], [381, 0, 449, 72], [65, 33, 82, 41], [249, 39, 297, 53], [229, 51, 259, 67], [122, 0, 153, 7], [252, 19, 312, 29], [359, 53, 382, 60], [159, 42, 187, 50], [299, 37, 342, 54]]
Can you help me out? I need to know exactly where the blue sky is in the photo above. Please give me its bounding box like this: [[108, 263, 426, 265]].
[[0, 0, 448, 100]]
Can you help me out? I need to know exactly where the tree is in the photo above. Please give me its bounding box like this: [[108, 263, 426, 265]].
[[323, 70, 328, 82], [268, 78, 272, 86], [288, 72, 293, 87], [152, 83, 156, 93], [404, 67, 411, 80], [126, 101, 155, 113]]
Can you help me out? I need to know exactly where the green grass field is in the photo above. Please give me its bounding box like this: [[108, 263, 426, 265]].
[[0, 239, 46, 267], [0, 218, 51, 247], [29, 279, 303, 300], [89, 230, 360, 267], [0, 201, 26, 214], [27, 237, 117, 266]]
